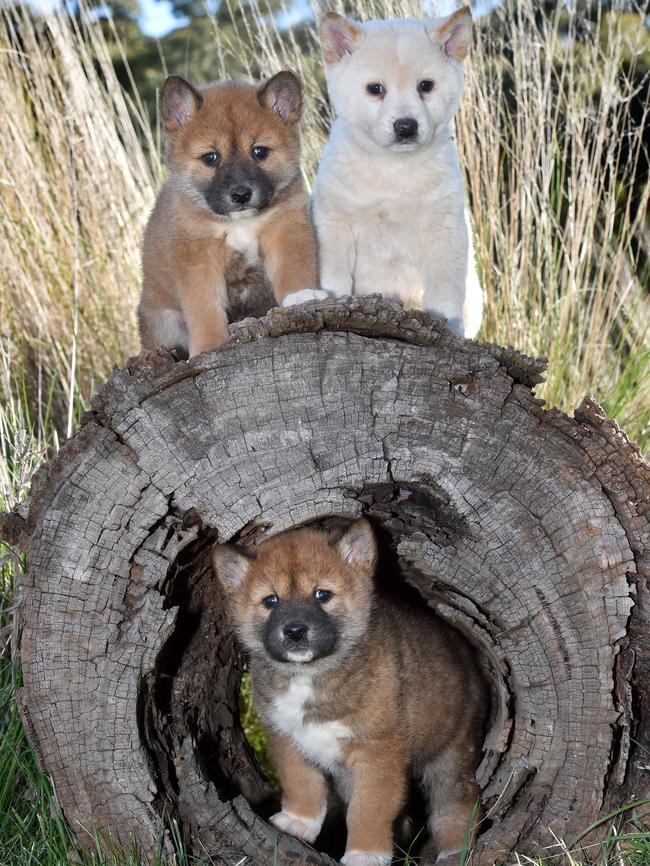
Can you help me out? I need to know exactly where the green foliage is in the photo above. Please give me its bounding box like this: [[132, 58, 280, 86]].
[[239, 670, 279, 790], [93, 0, 307, 127]]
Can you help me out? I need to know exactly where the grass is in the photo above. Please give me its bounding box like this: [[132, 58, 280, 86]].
[[0, 0, 649, 863], [0, 2, 160, 440], [459, 2, 650, 439]]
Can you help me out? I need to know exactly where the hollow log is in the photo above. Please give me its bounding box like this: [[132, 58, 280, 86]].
[[2, 296, 649, 865]]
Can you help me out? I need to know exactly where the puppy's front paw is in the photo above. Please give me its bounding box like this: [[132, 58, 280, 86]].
[[435, 850, 462, 865], [281, 289, 331, 307], [270, 809, 324, 844], [341, 851, 392, 866]]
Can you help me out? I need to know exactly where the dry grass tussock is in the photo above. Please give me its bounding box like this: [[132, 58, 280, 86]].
[[0, 0, 648, 514], [0, 4, 159, 455]]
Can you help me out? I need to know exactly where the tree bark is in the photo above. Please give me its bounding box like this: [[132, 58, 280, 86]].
[[2, 296, 648, 865]]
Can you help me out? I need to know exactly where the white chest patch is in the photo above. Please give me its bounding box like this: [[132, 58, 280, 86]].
[[269, 677, 353, 769], [223, 216, 261, 264]]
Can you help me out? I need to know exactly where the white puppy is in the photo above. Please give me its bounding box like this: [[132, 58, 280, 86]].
[[312, 6, 483, 338]]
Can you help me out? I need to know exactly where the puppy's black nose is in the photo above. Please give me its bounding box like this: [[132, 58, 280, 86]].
[[230, 185, 253, 204], [283, 621, 309, 642], [393, 117, 418, 139]]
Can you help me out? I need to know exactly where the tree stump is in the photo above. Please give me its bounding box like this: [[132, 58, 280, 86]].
[[2, 296, 649, 866]]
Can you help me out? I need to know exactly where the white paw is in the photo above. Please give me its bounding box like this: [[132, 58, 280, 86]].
[[435, 850, 461, 865], [281, 289, 330, 307], [341, 851, 392, 866], [270, 809, 324, 843]]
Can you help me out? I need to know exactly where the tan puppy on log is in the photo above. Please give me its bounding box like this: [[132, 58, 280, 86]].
[[213, 520, 487, 866], [139, 71, 325, 358]]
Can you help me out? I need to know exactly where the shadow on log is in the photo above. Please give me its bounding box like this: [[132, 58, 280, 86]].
[[1, 296, 649, 865]]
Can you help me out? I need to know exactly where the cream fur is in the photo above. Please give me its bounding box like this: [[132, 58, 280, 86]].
[[313, 12, 483, 338], [281, 288, 330, 307], [268, 675, 353, 769], [270, 807, 327, 843], [340, 851, 393, 866]]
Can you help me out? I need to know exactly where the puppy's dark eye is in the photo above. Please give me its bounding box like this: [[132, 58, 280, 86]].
[[314, 589, 332, 603], [366, 82, 385, 96], [263, 594, 278, 608], [418, 80, 434, 94], [252, 145, 270, 161], [201, 151, 219, 167]]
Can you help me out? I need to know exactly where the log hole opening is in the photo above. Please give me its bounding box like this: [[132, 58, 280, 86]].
[[139, 479, 510, 861]]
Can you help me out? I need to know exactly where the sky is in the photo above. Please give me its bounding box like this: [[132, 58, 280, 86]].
[[137, 0, 504, 37], [23, 0, 184, 34], [24, 0, 507, 39], [138, 0, 179, 36]]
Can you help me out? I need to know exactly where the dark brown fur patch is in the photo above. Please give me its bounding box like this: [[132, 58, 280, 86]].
[[225, 252, 276, 322]]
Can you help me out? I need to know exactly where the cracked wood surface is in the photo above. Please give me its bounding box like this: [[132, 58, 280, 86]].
[[2, 296, 648, 865]]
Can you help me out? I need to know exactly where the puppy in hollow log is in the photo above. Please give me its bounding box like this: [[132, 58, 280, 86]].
[[213, 520, 488, 866]]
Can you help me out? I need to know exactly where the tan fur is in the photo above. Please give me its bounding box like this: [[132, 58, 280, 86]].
[[320, 11, 364, 64], [267, 729, 328, 820], [139, 76, 318, 357], [213, 522, 488, 863], [435, 6, 472, 61]]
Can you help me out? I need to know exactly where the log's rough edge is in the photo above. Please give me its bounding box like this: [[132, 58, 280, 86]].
[[545, 395, 650, 813], [1, 296, 648, 865], [4, 297, 548, 550]]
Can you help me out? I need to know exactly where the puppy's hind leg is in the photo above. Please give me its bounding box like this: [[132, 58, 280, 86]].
[[138, 302, 189, 357], [421, 225, 470, 337], [422, 748, 480, 864]]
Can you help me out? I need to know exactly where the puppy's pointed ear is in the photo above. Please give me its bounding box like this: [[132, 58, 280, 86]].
[[427, 5, 472, 62], [258, 71, 302, 122], [213, 546, 252, 594], [320, 12, 364, 65], [160, 75, 203, 132], [336, 519, 377, 573]]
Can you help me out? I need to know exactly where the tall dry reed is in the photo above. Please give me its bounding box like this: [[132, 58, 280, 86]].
[[0, 3, 159, 456], [459, 2, 649, 432]]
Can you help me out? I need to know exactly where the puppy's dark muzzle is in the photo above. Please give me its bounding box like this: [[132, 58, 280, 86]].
[[263, 599, 339, 663]]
